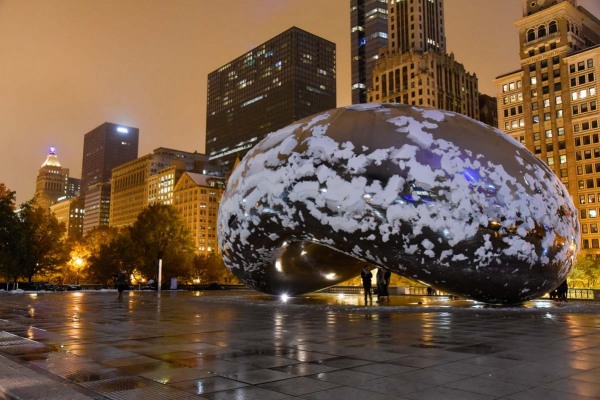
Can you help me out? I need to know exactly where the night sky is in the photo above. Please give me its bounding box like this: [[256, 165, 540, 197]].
[[2, 0, 600, 203]]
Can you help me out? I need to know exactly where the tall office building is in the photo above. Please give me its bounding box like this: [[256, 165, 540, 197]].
[[34, 147, 69, 209], [81, 122, 139, 233], [495, 0, 600, 255], [350, 0, 389, 104], [81, 122, 139, 196], [367, 0, 479, 119], [109, 148, 209, 228], [206, 27, 336, 170]]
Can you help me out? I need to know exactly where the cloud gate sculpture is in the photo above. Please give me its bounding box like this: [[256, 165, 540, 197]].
[[218, 104, 579, 303]]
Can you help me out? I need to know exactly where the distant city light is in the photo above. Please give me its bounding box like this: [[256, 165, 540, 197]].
[[116, 127, 129, 133], [49, 146, 56, 154]]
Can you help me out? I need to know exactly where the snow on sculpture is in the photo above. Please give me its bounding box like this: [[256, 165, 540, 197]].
[[218, 104, 579, 303]]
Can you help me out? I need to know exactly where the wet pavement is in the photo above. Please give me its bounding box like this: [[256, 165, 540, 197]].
[[0, 290, 599, 399]]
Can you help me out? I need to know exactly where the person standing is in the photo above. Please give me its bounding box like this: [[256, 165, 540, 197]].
[[558, 279, 569, 302], [116, 271, 128, 299], [384, 269, 391, 301], [376, 267, 387, 303], [360, 266, 373, 305]]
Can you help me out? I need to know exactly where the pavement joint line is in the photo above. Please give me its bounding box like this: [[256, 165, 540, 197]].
[[0, 350, 98, 400]]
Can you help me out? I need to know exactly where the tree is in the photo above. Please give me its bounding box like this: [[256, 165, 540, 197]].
[[87, 231, 140, 285], [0, 184, 17, 281], [129, 204, 195, 282], [571, 254, 600, 288], [192, 253, 238, 284], [9, 201, 68, 282]]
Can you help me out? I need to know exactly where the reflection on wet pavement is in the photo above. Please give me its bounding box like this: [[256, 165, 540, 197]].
[[0, 290, 599, 399]]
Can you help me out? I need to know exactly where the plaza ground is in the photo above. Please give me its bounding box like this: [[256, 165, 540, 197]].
[[0, 290, 599, 399]]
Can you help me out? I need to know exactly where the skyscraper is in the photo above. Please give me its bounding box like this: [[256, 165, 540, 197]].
[[80, 122, 139, 197], [206, 27, 336, 170], [367, 0, 479, 119], [388, 0, 445, 54], [34, 147, 69, 209], [495, 0, 600, 255], [350, 0, 389, 104], [81, 122, 139, 233]]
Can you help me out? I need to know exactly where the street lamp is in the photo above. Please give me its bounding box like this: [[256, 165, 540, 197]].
[[74, 257, 84, 284]]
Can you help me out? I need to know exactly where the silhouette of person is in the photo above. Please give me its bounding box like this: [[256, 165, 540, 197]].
[[116, 271, 128, 299], [558, 279, 568, 302], [360, 265, 373, 305], [376, 267, 390, 303]]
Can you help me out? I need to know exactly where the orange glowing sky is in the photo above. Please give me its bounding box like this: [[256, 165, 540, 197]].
[[2, 0, 600, 203]]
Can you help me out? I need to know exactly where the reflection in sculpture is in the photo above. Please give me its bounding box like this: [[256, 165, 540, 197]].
[[218, 104, 579, 303]]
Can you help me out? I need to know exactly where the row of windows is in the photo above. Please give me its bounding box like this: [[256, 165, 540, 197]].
[[576, 148, 600, 161], [528, 42, 558, 58], [504, 118, 525, 130], [581, 224, 599, 234], [570, 73, 595, 88], [577, 163, 600, 176], [532, 96, 562, 111], [534, 127, 565, 140], [569, 59, 594, 73], [502, 92, 523, 104], [580, 208, 599, 219], [526, 21, 558, 42], [572, 101, 597, 115], [575, 133, 600, 147], [503, 105, 523, 117], [546, 154, 567, 166], [531, 68, 561, 83], [579, 193, 600, 205], [582, 239, 600, 249], [501, 80, 522, 93], [571, 87, 597, 101], [531, 83, 562, 97], [532, 110, 563, 123], [529, 55, 560, 71], [574, 120, 599, 133], [578, 178, 600, 191]]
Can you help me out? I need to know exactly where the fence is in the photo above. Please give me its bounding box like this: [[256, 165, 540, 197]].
[[1, 283, 599, 300]]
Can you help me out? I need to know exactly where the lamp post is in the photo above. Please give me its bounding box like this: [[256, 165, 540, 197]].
[[74, 257, 84, 285], [157, 256, 163, 292], [156, 233, 169, 292]]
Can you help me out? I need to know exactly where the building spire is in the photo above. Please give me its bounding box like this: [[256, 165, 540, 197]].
[[41, 146, 61, 168]]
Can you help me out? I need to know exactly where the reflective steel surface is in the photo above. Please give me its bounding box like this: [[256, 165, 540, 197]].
[[0, 291, 600, 400], [219, 104, 579, 303]]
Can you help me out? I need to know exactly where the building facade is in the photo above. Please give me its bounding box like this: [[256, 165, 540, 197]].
[[173, 172, 226, 257], [479, 94, 499, 128], [50, 197, 84, 239], [206, 26, 336, 170], [350, 0, 389, 104], [109, 148, 209, 228], [82, 182, 111, 236], [367, 0, 480, 120], [81, 123, 139, 196], [34, 147, 70, 209], [495, 0, 600, 255], [81, 122, 139, 233]]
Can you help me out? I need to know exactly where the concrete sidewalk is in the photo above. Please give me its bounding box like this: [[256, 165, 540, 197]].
[[0, 354, 94, 400], [0, 290, 599, 399]]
